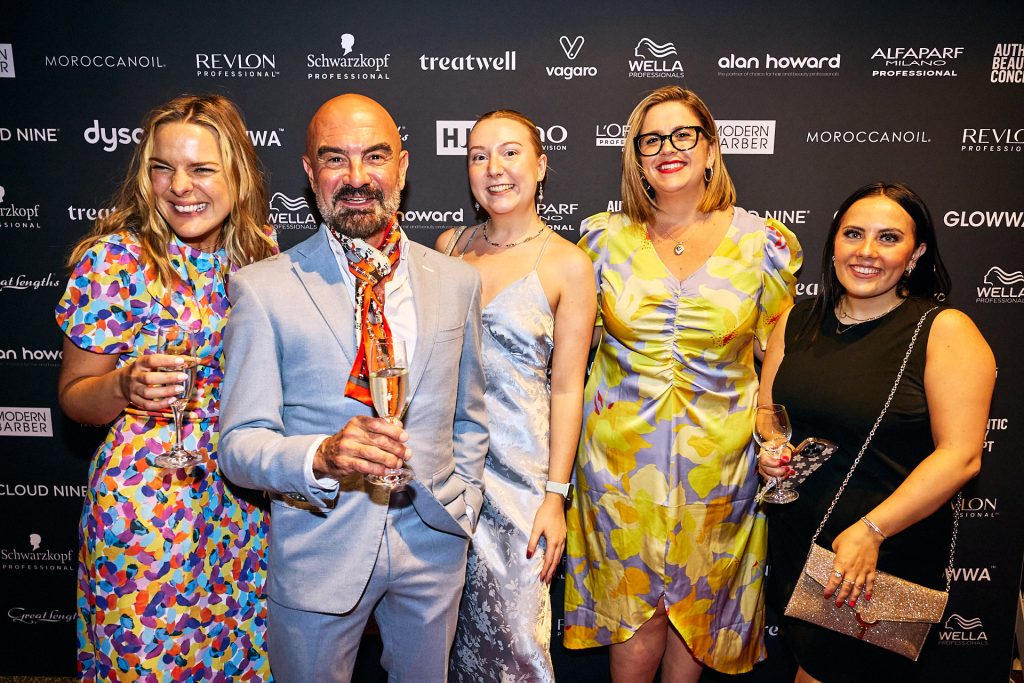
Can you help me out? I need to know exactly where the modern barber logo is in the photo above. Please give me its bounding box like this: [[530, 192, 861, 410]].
[[0, 273, 61, 292], [0, 187, 41, 229], [307, 34, 391, 81], [946, 566, 993, 582], [247, 129, 283, 147], [717, 52, 840, 77], [944, 210, 1024, 228], [870, 47, 963, 77], [939, 614, 988, 645], [395, 208, 465, 230], [716, 120, 776, 155], [0, 346, 62, 365], [990, 43, 1024, 83], [269, 192, 316, 231], [629, 39, 684, 78], [7, 607, 75, 625], [961, 128, 1024, 152], [595, 122, 629, 147], [537, 202, 580, 232], [0, 127, 59, 144], [976, 267, 1024, 304], [956, 496, 999, 518], [195, 52, 278, 78], [546, 36, 597, 80], [805, 130, 930, 144], [0, 483, 86, 497], [419, 51, 517, 71], [0, 532, 74, 571], [982, 417, 1008, 455], [44, 53, 166, 69], [0, 44, 14, 78], [83, 120, 142, 152], [0, 408, 53, 437]]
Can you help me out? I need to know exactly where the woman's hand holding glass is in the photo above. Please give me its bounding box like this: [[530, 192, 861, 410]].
[[119, 333, 197, 412]]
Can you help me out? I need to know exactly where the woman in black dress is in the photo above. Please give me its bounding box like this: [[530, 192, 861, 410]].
[[757, 182, 995, 682]]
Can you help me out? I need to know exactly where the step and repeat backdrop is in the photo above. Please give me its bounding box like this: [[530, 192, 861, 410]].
[[2, 1, 1022, 680]]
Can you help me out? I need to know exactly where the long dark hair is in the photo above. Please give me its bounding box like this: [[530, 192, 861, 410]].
[[797, 182, 950, 342]]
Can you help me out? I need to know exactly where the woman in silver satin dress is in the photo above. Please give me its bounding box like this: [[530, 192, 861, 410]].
[[436, 110, 596, 681]]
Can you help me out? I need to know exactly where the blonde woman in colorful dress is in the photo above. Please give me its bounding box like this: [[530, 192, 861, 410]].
[[55, 94, 277, 681], [564, 86, 802, 682], [438, 110, 595, 681]]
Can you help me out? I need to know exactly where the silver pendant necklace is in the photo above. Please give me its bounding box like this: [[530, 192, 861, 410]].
[[835, 297, 905, 334]]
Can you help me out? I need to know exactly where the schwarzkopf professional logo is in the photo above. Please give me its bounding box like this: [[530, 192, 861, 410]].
[[0, 186, 42, 229], [0, 532, 73, 570], [716, 120, 776, 155], [44, 54, 165, 69], [0, 44, 14, 78], [629, 39, 684, 78], [419, 51, 517, 71], [990, 43, 1023, 83], [717, 52, 840, 77], [269, 192, 316, 231], [547, 36, 597, 80], [961, 128, 1024, 152], [870, 47, 962, 78], [195, 52, 278, 78], [307, 34, 391, 81], [976, 267, 1024, 303]]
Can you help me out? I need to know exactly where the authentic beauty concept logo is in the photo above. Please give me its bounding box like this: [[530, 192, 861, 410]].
[[0, 186, 41, 229], [870, 47, 963, 77], [991, 43, 1023, 83], [307, 34, 391, 81], [0, 44, 14, 78], [629, 39, 684, 78], [976, 267, 1024, 303], [718, 52, 840, 77]]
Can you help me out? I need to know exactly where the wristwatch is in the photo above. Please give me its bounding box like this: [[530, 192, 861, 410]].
[[545, 480, 574, 503]]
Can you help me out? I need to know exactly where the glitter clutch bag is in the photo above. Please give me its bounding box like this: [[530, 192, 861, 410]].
[[784, 544, 948, 660]]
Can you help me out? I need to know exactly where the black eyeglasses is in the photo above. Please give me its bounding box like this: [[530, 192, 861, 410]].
[[634, 126, 707, 156]]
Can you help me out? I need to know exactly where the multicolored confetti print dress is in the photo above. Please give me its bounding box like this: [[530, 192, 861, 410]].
[[564, 209, 801, 673], [55, 231, 272, 681]]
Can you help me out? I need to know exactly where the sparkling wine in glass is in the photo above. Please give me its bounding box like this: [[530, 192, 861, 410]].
[[753, 403, 797, 504], [153, 325, 203, 469], [365, 338, 414, 488]]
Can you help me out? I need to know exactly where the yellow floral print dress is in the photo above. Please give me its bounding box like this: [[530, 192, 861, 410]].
[[564, 208, 801, 673]]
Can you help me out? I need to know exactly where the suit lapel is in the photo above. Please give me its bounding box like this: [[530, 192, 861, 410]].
[[406, 243, 439, 402], [292, 226, 356, 367]]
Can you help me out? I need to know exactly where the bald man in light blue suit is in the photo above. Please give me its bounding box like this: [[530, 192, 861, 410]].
[[219, 94, 487, 682]]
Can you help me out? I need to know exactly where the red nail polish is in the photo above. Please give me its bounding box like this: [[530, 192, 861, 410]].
[[848, 599, 856, 607], [526, 550, 533, 559], [835, 600, 843, 607], [865, 594, 872, 601]]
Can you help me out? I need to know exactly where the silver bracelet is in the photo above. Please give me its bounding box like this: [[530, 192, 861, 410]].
[[860, 516, 888, 540]]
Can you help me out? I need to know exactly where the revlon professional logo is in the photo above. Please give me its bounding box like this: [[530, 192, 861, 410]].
[[195, 53, 278, 78], [955, 496, 999, 518], [991, 43, 1024, 83], [939, 614, 988, 645], [0, 408, 53, 437], [45, 54, 165, 69], [0, 187, 41, 229], [716, 120, 775, 155], [961, 128, 1023, 152], [870, 47, 962, 77], [307, 34, 391, 81], [419, 51, 517, 71], [0, 44, 14, 78], [718, 52, 840, 77], [269, 192, 316, 231], [629, 39, 684, 78], [976, 267, 1024, 303]]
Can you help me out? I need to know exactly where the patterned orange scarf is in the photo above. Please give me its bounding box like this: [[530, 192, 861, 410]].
[[328, 218, 402, 406]]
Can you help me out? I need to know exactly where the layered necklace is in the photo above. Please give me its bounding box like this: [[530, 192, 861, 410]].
[[481, 218, 546, 248], [835, 296, 906, 334]]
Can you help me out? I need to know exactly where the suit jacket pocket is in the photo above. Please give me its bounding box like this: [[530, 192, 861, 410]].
[[434, 324, 464, 343]]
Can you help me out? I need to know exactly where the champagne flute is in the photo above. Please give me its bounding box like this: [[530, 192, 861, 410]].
[[153, 324, 203, 469], [365, 338, 414, 488], [753, 403, 797, 504]]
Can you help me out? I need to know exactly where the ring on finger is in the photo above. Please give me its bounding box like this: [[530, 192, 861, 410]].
[[842, 579, 855, 585], [832, 569, 844, 579]]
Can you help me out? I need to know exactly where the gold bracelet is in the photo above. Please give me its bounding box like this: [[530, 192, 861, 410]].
[[860, 516, 888, 539]]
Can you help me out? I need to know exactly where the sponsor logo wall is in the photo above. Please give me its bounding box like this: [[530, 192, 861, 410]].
[[1, 1, 1022, 679]]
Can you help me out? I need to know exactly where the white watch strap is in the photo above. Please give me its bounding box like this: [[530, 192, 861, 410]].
[[545, 481, 570, 496]]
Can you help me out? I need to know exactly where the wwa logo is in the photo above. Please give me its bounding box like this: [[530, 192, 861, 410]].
[[629, 39, 684, 78], [248, 129, 283, 147], [546, 36, 597, 81], [269, 192, 316, 230], [976, 266, 1024, 304], [945, 566, 992, 582], [939, 614, 987, 645]]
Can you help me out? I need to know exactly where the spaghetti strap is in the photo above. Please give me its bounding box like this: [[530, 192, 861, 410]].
[[531, 231, 553, 271], [444, 225, 480, 258]]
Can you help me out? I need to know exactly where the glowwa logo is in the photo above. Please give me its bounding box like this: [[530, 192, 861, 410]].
[[395, 208, 464, 230], [716, 120, 775, 155], [870, 47, 963, 78], [83, 120, 142, 152], [0, 408, 53, 437], [595, 122, 629, 147], [0, 532, 74, 571], [629, 39, 684, 78], [195, 52, 278, 78], [976, 267, 1024, 303], [419, 51, 517, 71], [546, 36, 597, 81], [991, 43, 1023, 83], [269, 192, 316, 231], [0, 186, 41, 229], [0, 44, 14, 78], [307, 33, 391, 81], [961, 128, 1023, 153], [717, 52, 840, 77], [939, 614, 988, 645], [943, 210, 1024, 228]]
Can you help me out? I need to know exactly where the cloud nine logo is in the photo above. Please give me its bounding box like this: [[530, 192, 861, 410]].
[[977, 266, 1024, 303], [629, 39, 683, 78]]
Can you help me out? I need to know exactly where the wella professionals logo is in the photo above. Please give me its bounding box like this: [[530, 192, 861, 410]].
[[976, 267, 1024, 303], [629, 39, 684, 78], [939, 614, 988, 645], [269, 192, 316, 231]]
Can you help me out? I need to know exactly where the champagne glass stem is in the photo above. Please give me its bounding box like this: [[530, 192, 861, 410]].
[[172, 401, 184, 452]]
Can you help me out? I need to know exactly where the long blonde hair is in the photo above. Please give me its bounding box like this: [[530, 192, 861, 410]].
[[621, 86, 736, 225], [67, 94, 275, 285]]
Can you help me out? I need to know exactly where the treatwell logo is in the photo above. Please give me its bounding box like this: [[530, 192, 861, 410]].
[[44, 54, 165, 69], [961, 128, 1023, 153], [717, 52, 840, 77], [716, 120, 776, 154], [0, 408, 53, 437], [395, 208, 465, 230], [595, 122, 629, 147], [0, 533, 73, 571], [546, 36, 597, 80], [944, 210, 1024, 228], [991, 43, 1024, 83], [66, 205, 116, 222], [269, 192, 316, 231], [83, 120, 142, 152], [629, 39, 684, 78], [939, 614, 988, 645], [870, 47, 963, 77], [419, 51, 517, 71], [976, 267, 1024, 304], [0, 127, 59, 143], [0, 273, 61, 292], [538, 202, 580, 232], [0, 44, 14, 78], [806, 129, 930, 144], [307, 34, 391, 81], [0, 187, 41, 229], [195, 52, 278, 78], [8, 607, 75, 625]]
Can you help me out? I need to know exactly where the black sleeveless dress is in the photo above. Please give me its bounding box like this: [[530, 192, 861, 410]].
[[766, 297, 952, 682]]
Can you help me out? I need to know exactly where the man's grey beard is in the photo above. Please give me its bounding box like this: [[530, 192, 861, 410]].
[[316, 184, 402, 240]]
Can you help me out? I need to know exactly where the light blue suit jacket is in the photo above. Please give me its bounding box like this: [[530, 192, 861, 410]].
[[219, 225, 488, 614]]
